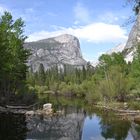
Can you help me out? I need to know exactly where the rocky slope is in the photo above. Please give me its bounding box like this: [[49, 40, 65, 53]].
[[113, 12, 140, 62], [106, 43, 134, 63], [24, 34, 87, 72], [106, 43, 126, 55], [91, 43, 126, 67], [92, 12, 140, 67], [121, 12, 140, 62], [125, 12, 140, 50]]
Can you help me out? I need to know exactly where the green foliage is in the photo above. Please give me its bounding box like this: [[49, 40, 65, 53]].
[[26, 39, 140, 107], [25, 49, 133, 104], [38, 63, 46, 85], [126, 45, 140, 92], [95, 53, 129, 101], [128, 101, 140, 110], [0, 12, 30, 104], [27, 64, 95, 100]]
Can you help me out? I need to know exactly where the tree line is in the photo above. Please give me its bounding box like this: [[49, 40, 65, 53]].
[[0, 12, 36, 105], [1, 3, 140, 107], [26, 44, 140, 107]]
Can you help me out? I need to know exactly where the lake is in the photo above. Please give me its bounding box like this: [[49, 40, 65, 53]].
[[0, 97, 140, 140]]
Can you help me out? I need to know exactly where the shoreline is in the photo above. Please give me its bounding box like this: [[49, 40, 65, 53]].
[[95, 104, 140, 122], [1, 102, 140, 122], [0, 106, 27, 114]]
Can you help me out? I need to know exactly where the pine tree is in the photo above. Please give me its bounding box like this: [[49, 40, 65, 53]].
[[38, 63, 45, 85], [0, 12, 29, 102]]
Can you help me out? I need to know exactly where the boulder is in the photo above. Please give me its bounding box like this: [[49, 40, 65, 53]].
[[43, 103, 52, 110]]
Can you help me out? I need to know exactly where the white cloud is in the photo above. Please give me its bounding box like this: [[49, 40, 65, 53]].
[[73, 2, 91, 24], [26, 22, 128, 43], [0, 5, 8, 15], [74, 23, 127, 43]]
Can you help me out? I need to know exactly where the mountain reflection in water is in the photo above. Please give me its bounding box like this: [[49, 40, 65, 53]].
[[26, 107, 85, 140], [0, 105, 140, 140]]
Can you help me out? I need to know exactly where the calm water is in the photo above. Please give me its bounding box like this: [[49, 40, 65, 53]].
[[0, 98, 140, 140]]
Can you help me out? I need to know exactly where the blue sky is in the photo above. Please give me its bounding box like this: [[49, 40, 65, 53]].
[[0, 0, 134, 61]]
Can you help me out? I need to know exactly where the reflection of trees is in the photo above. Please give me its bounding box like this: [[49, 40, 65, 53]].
[[99, 113, 130, 140], [27, 107, 85, 140], [0, 113, 27, 140], [130, 121, 140, 140]]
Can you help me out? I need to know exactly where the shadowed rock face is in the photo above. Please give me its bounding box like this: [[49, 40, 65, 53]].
[[24, 34, 87, 72], [26, 108, 85, 140]]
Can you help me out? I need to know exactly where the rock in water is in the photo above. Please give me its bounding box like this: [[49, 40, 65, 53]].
[[24, 34, 87, 72], [43, 103, 53, 115], [43, 103, 52, 110]]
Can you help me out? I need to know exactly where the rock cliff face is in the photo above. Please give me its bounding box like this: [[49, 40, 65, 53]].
[[106, 43, 134, 63], [26, 107, 85, 140], [106, 43, 126, 55], [125, 13, 140, 50], [24, 34, 87, 72], [118, 12, 140, 63], [121, 12, 140, 62], [100, 12, 140, 63], [91, 43, 126, 67]]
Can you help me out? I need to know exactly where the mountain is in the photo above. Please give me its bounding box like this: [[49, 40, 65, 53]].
[[24, 34, 87, 72], [125, 13, 140, 50], [106, 43, 134, 63], [106, 43, 126, 55], [92, 12, 140, 66], [91, 60, 99, 67], [113, 12, 140, 62], [91, 43, 126, 67], [120, 12, 140, 62]]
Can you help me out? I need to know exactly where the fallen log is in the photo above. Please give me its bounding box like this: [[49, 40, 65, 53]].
[[6, 105, 29, 109], [96, 105, 140, 114], [6, 103, 39, 110]]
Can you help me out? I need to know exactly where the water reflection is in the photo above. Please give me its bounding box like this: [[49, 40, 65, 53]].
[[99, 113, 130, 140], [130, 122, 140, 140], [0, 113, 27, 140], [0, 101, 140, 140], [26, 107, 85, 140], [82, 112, 140, 140]]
